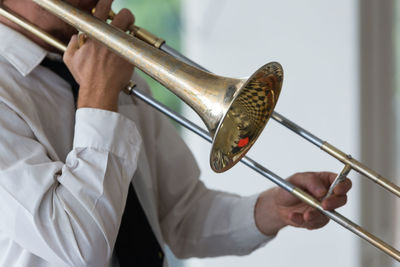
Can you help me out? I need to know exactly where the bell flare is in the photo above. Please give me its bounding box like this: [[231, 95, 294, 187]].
[[210, 62, 284, 172]]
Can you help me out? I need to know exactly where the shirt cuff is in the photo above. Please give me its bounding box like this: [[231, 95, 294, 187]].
[[74, 108, 142, 160]]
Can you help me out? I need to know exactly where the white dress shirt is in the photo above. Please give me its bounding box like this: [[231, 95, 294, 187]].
[[0, 23, 271, 267]]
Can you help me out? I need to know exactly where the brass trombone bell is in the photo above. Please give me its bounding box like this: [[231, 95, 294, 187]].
[[28, 0, 284, 173], [100, 10, 285, 172]]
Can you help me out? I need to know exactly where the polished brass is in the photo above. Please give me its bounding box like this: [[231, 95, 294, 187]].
[[119, 13, 400, 198], [130, 25, 165, 49], [106, 10, 165, 48], [324, 164, 352, 199], [291, 187, 400, 261], [210, 64, 282, 171], [322, 142, 400, 197], [77, 31, 87, 48], [0, 5, 66, 51], [30, 0, 283, 173], [123, 80, 137, 95], [104, 8, 400, 198], [132, 22, 400, 197]]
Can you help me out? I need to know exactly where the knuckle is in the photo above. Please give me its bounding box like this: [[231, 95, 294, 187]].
[[63, 52, 69, 60], [63, 55, 69, 64], [117, 9, 129, 19], [120, 8, 130, 15], [294, 172, 303, 177], [117, 9, 134, 25], [291, 172, 307, 181]]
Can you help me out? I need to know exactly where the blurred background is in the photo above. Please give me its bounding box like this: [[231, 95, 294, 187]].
[[113, 0, 399, 266]]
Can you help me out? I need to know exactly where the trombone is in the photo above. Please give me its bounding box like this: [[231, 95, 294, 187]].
[[1, 0, 399, 261]]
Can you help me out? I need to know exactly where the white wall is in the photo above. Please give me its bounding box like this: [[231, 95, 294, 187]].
[[181, 1, 360, 266]]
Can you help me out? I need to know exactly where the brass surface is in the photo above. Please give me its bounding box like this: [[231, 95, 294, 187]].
[[323, 164, 352, 199], [107, 10, 165, 48], [211, 63, 283, 172], [292, 187, 400, 261], [123, 80, 136, 95], [131, 25, 165, 49], [32, 0, 283, 172], [77, 31, 87, 48], [322, 142, 400, 197], [0, 6, 67, 51]]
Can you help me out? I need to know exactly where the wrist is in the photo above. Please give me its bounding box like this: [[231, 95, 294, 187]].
[[77, 87, 119, 112], [254, 188, 287, 236]]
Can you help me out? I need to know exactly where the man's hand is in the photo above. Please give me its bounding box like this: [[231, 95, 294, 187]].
[[254, 172, 352, 236], [63, 0, 135, 112]]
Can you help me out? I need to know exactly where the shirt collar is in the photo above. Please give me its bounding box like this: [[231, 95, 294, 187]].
[[0, 23, 58, 76]]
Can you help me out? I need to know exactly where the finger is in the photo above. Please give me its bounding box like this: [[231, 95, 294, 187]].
[[333, 178, 352, 195], [288, 212, 304, 226], [111, 8, 135, 31], [322, 195, 347, 210], [316, 171, 338, 186], [275, 187, 299, 206], [289, 172, 328, 199], [304, 209, 323, 222], [304, 208, 319, 222], [93, 0, 113, 21], [63, 35, 79, 63], [304, 210, 329, 229]]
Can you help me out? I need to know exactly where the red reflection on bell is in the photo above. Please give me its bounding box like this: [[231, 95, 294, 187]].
[[237, 137, 249, 148]]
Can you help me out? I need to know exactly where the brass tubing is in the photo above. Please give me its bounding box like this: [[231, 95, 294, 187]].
[[324, 164, 352, 200], [38, 0, 398, 201], [0, 6, 66, 52], [32, 0, 240, 135], [32, 0, 287, 175], [133, 88, 400, 261], [271, 109, 400, 198], [107, 10, 165, 48], [322, 142, 400, 197], [291, 187, 400, 261], [130, 25, 165, 49]]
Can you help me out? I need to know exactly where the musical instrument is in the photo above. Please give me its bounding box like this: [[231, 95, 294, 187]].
[[1, 0, 399, 261]]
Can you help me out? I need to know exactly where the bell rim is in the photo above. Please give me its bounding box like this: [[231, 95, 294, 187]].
[[209, 61, 284, 173]]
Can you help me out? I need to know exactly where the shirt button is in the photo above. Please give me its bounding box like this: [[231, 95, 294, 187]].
[[66, 159, 78, 169]]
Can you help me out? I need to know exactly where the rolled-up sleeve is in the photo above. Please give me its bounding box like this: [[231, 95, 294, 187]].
[[0, 104, 141, 267], [155, 110, 273, 258]]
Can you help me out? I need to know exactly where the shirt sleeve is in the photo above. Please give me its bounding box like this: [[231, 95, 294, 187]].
[[0, 104, 141, 267], [155, 112, 273, 258]]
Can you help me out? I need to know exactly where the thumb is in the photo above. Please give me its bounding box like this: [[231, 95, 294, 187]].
[[288, 172, 329, 199], [63, 35, 79, 65]]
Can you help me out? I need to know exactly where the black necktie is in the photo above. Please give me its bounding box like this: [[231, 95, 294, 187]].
[[40, 58, 164, 267], [115, 185, 164, 267]]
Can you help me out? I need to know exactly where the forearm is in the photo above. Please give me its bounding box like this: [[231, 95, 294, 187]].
[[162, 185, 273, 258]]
